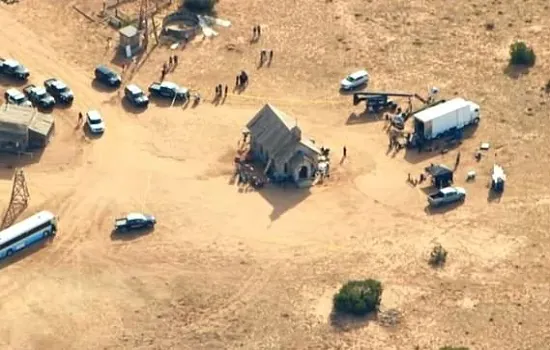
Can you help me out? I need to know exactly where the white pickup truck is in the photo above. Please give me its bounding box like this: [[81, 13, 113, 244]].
[[427, 187, 466, 207]]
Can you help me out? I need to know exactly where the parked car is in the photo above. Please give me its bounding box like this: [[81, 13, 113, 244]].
[[148, 81, 189, 101], [124, 84, 149, 108], [94, 65, 121, 88], [0, 58, 30, 80], [23, 84, 55, 109], [340, 70, 369, 91], [4, 88, 33, 107], [44, 78, 74, 104], [114, 212, 156, 232], [85, 110, 105, 134], [427, 187, 466, 207]]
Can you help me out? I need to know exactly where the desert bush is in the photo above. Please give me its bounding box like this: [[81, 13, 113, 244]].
[[429, 243, 447, 267], [439, 347, 469, 350], [333, 279, 383, 316], [182, 0, 217, 13], [509, 41, 536, 66]]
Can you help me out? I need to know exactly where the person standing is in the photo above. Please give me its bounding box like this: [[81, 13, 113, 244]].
[[269, 50, 273, 62], [343, 146, 347, 158], [224, 85, 228, 97], [257, 25, 261, 37], [169, 56, 173, 68], [253, 26, 257, 39], [78, 112, 83, 125]]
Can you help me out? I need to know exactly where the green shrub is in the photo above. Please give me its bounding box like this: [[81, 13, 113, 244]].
[[333, 279, 383, 316], [183, 0, 217, 13], [429, 243, 447, 267], [509, 41, 536, 66]]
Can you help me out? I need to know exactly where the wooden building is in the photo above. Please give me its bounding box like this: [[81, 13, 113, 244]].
[[246, 104, 322, 186], [0, 104, 55, 153]]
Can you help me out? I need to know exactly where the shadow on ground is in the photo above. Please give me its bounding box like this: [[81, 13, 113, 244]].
[[345, 111, 384, 125], [90, 79, 120, 93], [0, 148, 45, 170], [258, 184, 310, 221], [329, 310, 376, 331], [110, 227, 154, 241], [0, 76, 26, 88], [424, 200, 465, 215], [503, 64, 530, 79], [121, 98, 148, 114]]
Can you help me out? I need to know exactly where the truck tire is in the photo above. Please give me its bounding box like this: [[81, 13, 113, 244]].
[[473, 117, 480, 125], [6, 249, 13, 257]]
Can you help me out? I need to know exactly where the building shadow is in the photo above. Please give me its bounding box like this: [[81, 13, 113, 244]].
[[329, 310, 376, 331], [0, 148, 45, 169], [0, 237, 53, 271], [503, 64, 530, 79], [345, 112, 383, 125], [110, 227, 154, 241], [121, 98, 148, 114], [258, 184, 310, 221], [424, 200, 464, 215]]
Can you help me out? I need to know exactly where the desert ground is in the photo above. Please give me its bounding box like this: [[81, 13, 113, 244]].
[[0, 0, 550, 349]]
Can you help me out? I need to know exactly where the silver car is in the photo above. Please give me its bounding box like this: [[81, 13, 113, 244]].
[[340, 70, 369, 90]]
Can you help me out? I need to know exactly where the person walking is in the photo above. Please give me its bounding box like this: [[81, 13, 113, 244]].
[[343, 146, 347, 158], [224, 85, 228, 97], [169, 56, 173, 67], [253, 26, 257, 39], [257, 25, 261, 37], [269, 50, 273, 62], [78, 112, 83, 125]]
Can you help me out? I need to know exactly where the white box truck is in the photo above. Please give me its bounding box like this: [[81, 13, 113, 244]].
[[413, 98, 480, 140]]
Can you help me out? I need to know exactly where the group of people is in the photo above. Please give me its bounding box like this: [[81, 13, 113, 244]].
[[259, 49, 274, 66], [215, 84, 229, 98], [161, 55, 179, 80], [252, 25, 262, 41]]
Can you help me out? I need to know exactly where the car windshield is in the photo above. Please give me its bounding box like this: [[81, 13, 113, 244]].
[[88, 118, 102, 125], [14, 96, 26, 103], [57, 86, 68, 93], [346, 76, 356, 82], [132, 91, 144, 97], [36, 92, 46, 98]]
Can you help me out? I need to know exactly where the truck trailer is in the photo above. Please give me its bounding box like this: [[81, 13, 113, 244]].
[[413, 98, 480, 140]]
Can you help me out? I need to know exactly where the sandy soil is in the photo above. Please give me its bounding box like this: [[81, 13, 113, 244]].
[[0, 0, 550, 349]]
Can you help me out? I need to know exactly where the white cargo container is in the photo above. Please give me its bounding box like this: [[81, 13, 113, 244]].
[[413, 98, 480, 140]]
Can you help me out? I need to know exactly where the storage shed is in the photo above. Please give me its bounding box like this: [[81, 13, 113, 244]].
[[425, 164, 453, 188], [0, 104, 55, 153], [118, 25, 141, 57], [246, 104, 322, 186]]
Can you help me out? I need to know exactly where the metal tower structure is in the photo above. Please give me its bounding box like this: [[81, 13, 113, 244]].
[[1, 169, 30, 230]]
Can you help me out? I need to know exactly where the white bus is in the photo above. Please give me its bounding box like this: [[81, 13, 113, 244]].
[[0, 211, 57, 259]]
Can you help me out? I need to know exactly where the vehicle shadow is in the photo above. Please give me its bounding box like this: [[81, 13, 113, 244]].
[[424, 200, 465, 215], [345, 111, 384, 125], [0, 237, 53, 271], [90, 79, 119, 93], [110, 227, 154, 241], [338, 84, 366, 96], [487, 189, 503, 203], [0, 76, 26, 88], [121, 98, 148, 115]]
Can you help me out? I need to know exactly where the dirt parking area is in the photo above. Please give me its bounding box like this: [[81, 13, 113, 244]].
[[0, 0, 550, 349]]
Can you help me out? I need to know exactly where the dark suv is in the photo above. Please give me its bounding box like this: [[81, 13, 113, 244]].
[[124, 84, 149, 108], [94, 65, 121, 88]]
